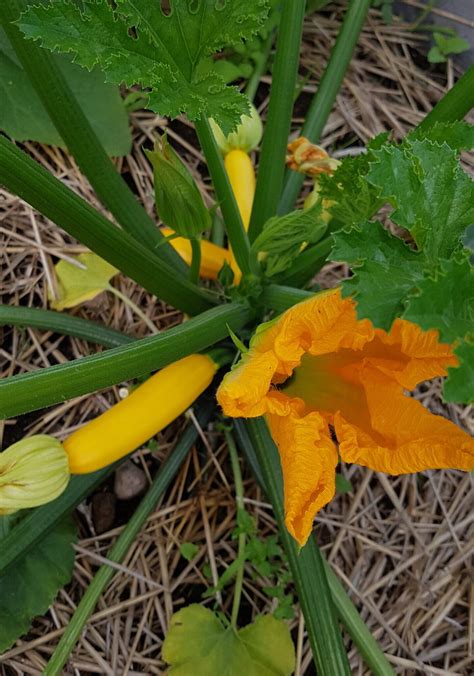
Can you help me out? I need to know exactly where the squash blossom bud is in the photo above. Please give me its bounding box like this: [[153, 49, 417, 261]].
[[146, 135, 211, 239], [209, 104, 263, 154], [0, 435, 70, 515]]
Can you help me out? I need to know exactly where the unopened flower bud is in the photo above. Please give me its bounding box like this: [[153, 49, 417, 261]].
[[286, 137, 340, 176], [147, 135, 211, 239], [0, 435, 70, 515], [209, 104, 263, 154]]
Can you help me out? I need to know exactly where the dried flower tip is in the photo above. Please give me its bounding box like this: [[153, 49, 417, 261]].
[[0, 435, 70, 515], [209, 104, 263, 154], [286, 137, 340, 176]]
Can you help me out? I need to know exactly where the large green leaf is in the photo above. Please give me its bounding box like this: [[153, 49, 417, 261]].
[[18, 0, 269, 134], [403, 254, 474, 344], [0, 27, 131, 156], [163, 605, 295, 676], [0, 517, 77, 653], [444, 340, 474, 404], [367, 138, 474, 263], [331, 221, 423, 330]]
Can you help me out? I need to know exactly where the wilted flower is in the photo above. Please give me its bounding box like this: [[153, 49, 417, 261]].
[[217, 289, 474, 546], [286, 137, 340, 176]]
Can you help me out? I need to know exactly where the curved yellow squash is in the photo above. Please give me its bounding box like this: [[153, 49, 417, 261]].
[[64, 354, 217, 473]]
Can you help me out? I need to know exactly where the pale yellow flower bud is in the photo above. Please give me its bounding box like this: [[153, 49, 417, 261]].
[[209, 104, 263, 154], [0, 435, 70, 515]]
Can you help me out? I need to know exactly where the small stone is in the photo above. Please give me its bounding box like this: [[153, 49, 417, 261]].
[[114, 461, 148, 500]]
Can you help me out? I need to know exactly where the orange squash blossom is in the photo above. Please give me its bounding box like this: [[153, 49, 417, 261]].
[[217, 289, 474, 546]]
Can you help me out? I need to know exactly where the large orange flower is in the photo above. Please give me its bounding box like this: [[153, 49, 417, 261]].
[[217, 289, 473, 546]]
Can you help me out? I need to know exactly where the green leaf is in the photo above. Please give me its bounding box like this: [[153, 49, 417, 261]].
[[433, 32, 470, 56], [18, 0, 268, 133], [163, 605, 295, 675], [427, 45, 446, 63], [0, 517, 76, 652], [147, 136, 211, 238], [444, 339, 474, 404], [318, 147, 384, 228], [335, 474, 353, 494], [180, 542, 199, 562], [404, 254, 474, 344], [410, 121, 474, 152], [367, 139, 474, 263], [331, 221, 423, 330], [50, 252, 117, 310], [0, 27, 131, 156], [253, 204, 327, 276]]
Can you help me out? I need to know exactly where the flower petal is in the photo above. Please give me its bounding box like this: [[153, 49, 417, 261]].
[[373, 319, 457, 390], [336, 366, 474, 474], [267, 406, 338, 546]]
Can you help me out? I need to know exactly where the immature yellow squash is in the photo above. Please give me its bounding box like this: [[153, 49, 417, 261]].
[[64, 354, 217, 473]]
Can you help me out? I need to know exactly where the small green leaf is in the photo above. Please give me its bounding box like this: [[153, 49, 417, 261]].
[[404, 254, 474, 344], [0, 27, 131, 156], [227, 325, 248, 354], [50, 252, 118, 310], [335, 474, 353, 494], [433, 32, 470, 56], [444, 339, 474, 404], [163, 605, 295, 675], [18, 0, 269, 133], [180, 542, 199, 562], [0, 517, 77, 652], [427, 45, 446, 63], [253, 204, 327, 276], [147, 136, 211, 239]]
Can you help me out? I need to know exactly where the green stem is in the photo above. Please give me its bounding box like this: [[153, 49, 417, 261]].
[[260, 284, 313, 312], [238, 418, 351, 675], [278, 234, 333, 287], [324, 563, 395, 676], [211, 212, 225, 247], [0, 304, 132, 348], [0, 0, 187, 275], [0, 135, 214, 315], [194, 117, 252, 276], [107, 286, 158, 334], [248, 0, 306, 241], [0, 302, 253, 418], [244, 29, 275, 102], [278, 0, 371, 215], [225, 429, 246, 630], [234, 419, 394, 676], [416, 65, 474, 132], [44, 407, 212, 676], [190, 238, 202, 285]]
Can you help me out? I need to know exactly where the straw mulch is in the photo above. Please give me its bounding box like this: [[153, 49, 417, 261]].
[[1, 2, 473, 674]]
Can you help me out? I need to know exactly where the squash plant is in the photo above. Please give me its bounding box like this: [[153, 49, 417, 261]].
[[1, 0, 473, 673]]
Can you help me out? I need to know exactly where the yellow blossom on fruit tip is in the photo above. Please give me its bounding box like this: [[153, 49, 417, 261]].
[[286, 137, 340, 176], [0, 435, 70, 514], [217, 289, 474, 546]]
